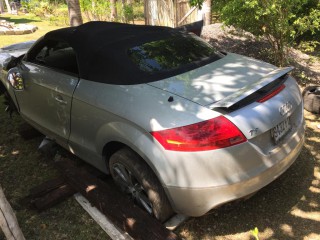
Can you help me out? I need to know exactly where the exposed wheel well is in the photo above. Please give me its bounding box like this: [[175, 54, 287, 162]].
[[102, 141, 162, 187], [102, 141, 127, 173]]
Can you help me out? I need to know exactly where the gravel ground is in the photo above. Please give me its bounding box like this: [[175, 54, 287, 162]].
[[201, 23, 320, 86]]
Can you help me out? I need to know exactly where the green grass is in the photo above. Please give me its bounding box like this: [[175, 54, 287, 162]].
[[0, 96, 109, 240], [0, 13, 66, 47]]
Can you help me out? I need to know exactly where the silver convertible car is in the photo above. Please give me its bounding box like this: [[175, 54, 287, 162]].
[[0, 22, 305, 222]]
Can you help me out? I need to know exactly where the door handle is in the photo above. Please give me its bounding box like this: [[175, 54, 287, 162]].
[[55, 95, 67, 105]]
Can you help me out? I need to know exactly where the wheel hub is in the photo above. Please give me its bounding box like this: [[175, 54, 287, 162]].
[[112, 163, 153, 215]]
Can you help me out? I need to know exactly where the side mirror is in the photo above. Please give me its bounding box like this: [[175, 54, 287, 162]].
[[8, 68, 24, 91], [0, 53, 14, 70]]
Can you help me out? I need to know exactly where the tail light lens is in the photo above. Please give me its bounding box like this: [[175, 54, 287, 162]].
[[151, 116, 247, 152], [257, 84, 285, 103]]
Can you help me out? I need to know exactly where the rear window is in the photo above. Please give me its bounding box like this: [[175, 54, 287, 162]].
[[128, 34, 222, 73]]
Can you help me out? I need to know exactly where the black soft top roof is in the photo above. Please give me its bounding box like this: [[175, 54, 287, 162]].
[[38, 22, 209, 85]]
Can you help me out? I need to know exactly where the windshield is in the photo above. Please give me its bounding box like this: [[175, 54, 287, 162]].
[[128, 34, 222, 73]]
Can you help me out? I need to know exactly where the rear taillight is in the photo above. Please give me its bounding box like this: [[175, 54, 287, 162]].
[[257, 84, 285, 103], [151, 116, 247, 152]]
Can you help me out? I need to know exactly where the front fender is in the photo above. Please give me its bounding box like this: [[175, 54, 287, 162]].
[[0, 67, 20, 112]]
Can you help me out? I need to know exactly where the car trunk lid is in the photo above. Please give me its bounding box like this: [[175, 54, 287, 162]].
[[148, 53, 280, 107]]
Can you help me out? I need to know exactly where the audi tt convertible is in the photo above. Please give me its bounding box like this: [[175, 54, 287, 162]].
[[0, 21, 305, 222]]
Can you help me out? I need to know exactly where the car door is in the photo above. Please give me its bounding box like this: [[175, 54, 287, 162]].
[[14, 39, 79, 148]]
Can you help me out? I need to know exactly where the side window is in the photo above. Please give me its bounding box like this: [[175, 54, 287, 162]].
[[31, 40, 79, 75]]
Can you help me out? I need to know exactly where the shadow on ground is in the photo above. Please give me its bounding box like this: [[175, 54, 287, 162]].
[[177, 111, 319, 240], [0, 16, 41, 24]]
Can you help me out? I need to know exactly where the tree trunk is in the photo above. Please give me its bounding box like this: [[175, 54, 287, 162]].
[[66, 0, 83, 27], [0, 185, 25, 240], [0, 0, 4, 13], [110, 0, 117, 21], [202, 0, 211, 26], [4, 0, 11, 13], [121, 0, 125, 22]]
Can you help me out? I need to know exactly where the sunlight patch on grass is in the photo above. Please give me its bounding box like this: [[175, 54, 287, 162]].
[[11, 150, 20, 155], [303, 233, 320, 240], [280, 224, 294, 238], [0, 13, 66, 47], [309, 186, 320, 193], [291, 208, 320, 222], [309, 201, 319, 208]]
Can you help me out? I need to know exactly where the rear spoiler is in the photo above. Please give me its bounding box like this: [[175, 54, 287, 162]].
[[209, 66, 294, 109], [175, 20, 203, 37]]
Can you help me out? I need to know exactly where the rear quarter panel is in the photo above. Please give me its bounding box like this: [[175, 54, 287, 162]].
[[68, 79, 219, 182]]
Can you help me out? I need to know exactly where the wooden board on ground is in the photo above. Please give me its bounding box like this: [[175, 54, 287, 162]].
[[33, 184, 76, 211], [0, 185, 26, 240], [74, 193, 133, 240], [55, 157, 180, 240], [28, 177, 76, 211], [29, 177, 66, 198]]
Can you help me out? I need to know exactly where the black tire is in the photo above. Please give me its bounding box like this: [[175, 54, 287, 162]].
[[109, 147, 173, 222], [302, 86, 320, 114]]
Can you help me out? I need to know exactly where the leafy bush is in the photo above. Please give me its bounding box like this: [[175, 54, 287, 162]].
[[80, 0, 110, 21], [49, 7, 69, 26], [212, 0, 320, 66], [294, 1, 320, 48], [21, 0, 64, 19], [133, 2, 144, 20]]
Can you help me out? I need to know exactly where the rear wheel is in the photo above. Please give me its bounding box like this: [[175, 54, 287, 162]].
[[109, 147, 173, 222]]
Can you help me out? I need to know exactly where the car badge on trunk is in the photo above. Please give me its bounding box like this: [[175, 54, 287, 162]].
[[249, 128, 259, 136], [279, 101, 293, 116]]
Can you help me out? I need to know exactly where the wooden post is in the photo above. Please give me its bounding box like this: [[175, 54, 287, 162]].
[[0, 185, 25, 240], [202, 0, 211, 25], [66, 0, 83, 26], [0, 0, 4, 14], [4, 0, 11, 13]]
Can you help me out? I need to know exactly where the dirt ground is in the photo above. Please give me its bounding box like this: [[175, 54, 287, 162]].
[[175, 24, 320, 240], [201, 23, 320, 86]]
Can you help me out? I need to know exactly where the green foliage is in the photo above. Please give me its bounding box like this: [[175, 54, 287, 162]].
[[298, 40, 320, 53], [212, 0, 320, 66], [294, 3, 320, 34], [49, 7, 69, 26], [132, 2, 144, 20], [79, 0, 143, 23], [251, 227, 260, 240], [80, 0, 110, 21], [21, 0, 66, 19], [189, 0, 205, 9], [123, 5, 134, 23]]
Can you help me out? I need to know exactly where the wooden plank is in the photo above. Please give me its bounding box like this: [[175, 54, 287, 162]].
[[74, 193, 133, 240], [55, 158, 180, 240], [164, 214, 189, 231], [177, 6, 196, 26], [29, 177, 66, 199], [33, 184, 76, 211], [0, 185, 26, 240]]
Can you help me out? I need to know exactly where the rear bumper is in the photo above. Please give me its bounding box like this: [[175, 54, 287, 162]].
[[164, 123, 305, 216]]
